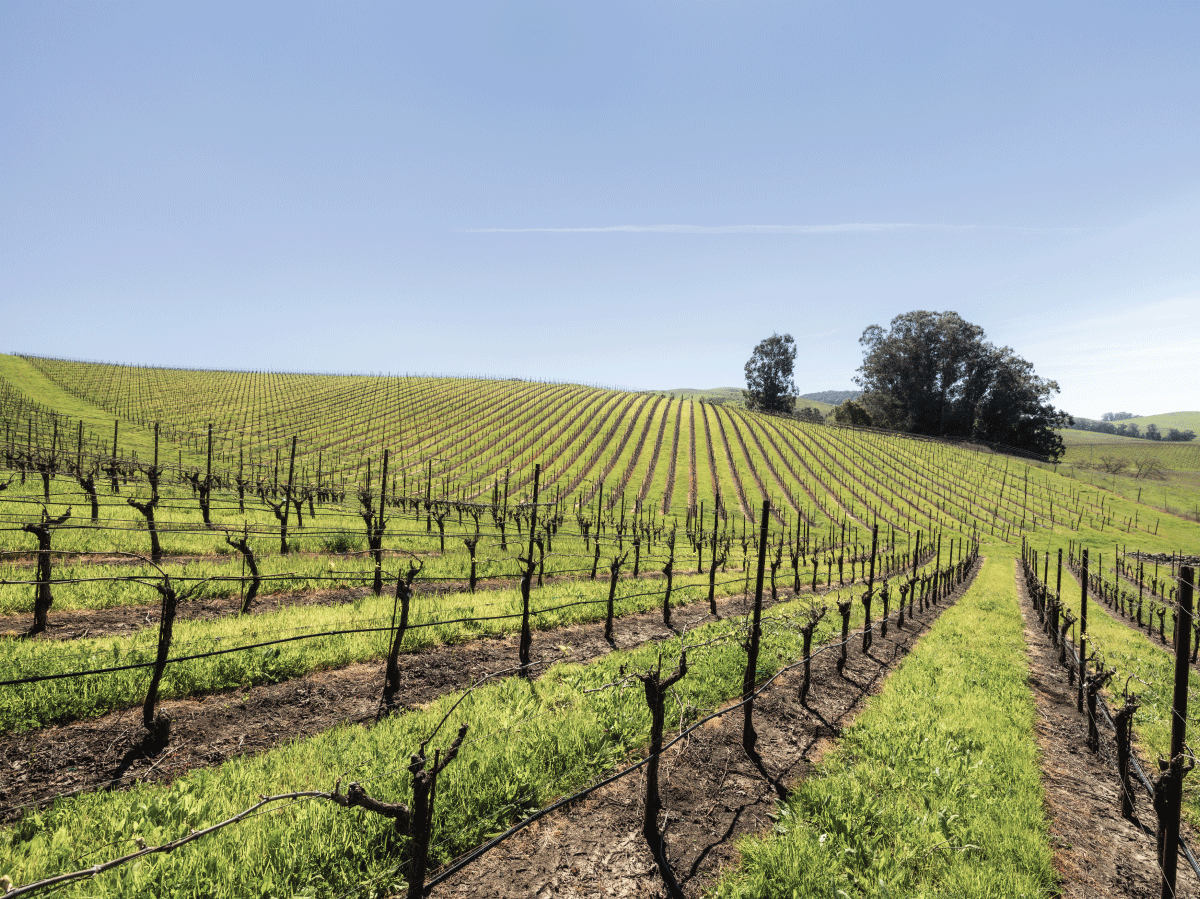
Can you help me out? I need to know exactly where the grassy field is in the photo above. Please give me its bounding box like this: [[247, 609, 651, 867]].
[[1057, 428, 1200, 522], [658, 386, 837, 415]]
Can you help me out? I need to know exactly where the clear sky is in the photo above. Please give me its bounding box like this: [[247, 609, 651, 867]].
[[3, 1, 1197, 420]]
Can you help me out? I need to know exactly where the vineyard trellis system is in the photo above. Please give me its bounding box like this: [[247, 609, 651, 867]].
[[4, 357, 1200, 897]]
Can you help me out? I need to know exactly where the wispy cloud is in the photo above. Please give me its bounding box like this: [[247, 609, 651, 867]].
[[466, 223, 971, 234], [465, 222, 1088, 235]]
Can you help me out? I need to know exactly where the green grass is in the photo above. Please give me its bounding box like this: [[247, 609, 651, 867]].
[[712, 556, 1057, 899], [13, 358, 1200, 895], [0, 474, 708, 613], [1055, 431, 1200, 523]]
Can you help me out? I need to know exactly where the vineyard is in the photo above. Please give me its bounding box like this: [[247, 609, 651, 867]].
[[2, 353, 1200, 897]]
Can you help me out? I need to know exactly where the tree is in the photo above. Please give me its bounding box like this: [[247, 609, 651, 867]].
[[855, 310, 1072, 461], [743, 333, 797, 414], [1145, 423, 1161, 441], [832, 399, 873, 427]]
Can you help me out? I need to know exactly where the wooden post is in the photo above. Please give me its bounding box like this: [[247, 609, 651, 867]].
[[1078, 549, 1088, 713], [519, 464, 540, 678], [1158, 566, 1194, 899], [661, 530, 675, 626], [373, 449, 389, 595], [743, 499, 770, 757], [281, 436, 297, 555], [863, 523, 878, 652]]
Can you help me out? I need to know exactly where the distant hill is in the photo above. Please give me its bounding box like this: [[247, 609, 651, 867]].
[[1059, 428, 1146, 446], [659, 387, 746, 405], [1071, 411, 1199, 442], [1123, 411, 1200, 433], [658, 386, 837, 413], [800, 390, 862, 405]]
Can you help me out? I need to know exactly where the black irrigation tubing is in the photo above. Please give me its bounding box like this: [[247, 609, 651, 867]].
[[0, 565, 874, 680], [0, 555, 753, 587], [12, 518, 869, 547], [10, 645, 631, 820], [0, 626, 404, 686], [425, 554, 982, 891], [0, 564, 651, 588], [0, 539, 688, 566], [2, 626, 392, 679], [0, 577, 758, 687], [1, 577, 750, 678], [3, 547, 946, 681], [0, 554, 612, 578]]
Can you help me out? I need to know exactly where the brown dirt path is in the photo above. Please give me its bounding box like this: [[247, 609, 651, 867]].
[[424, 562, 982, 899], [1015, 561, 1199, 898]]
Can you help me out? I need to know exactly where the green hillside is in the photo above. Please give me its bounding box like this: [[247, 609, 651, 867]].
[[660, 386, 746, 404], [3, 354, 1197, 555], [1124, 410, 1200, 433]]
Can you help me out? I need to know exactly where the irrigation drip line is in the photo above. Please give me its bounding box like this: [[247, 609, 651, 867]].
[[1, 620, 396, 679], [1, 560, 919, 684], [0, 556, 617, 584], [0, 563, 614, 587], [0, 576, 757, 686], [6, 566, 837, 811]]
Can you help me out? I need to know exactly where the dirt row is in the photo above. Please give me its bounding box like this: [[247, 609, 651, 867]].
[[1015, 562, 1199, 898]]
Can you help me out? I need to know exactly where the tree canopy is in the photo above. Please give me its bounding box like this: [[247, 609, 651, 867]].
[[854, 311, 1071, 460], [744, 333, 797, 414], [832, 399, 872, 427]]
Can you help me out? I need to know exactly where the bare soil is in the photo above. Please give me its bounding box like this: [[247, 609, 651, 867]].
[[1015, 562, 1199, 898]]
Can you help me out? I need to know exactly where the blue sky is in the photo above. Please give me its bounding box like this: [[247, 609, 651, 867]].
[[3, 1, 1198, 419]]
